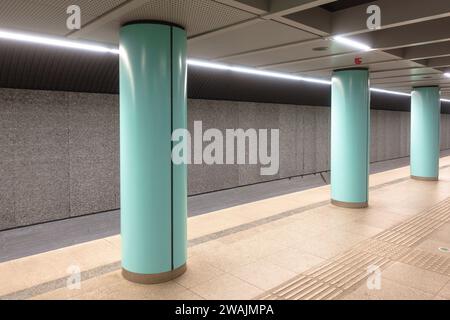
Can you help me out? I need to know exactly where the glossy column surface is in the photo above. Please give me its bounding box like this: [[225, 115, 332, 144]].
[[410, 86, 441, 180], [331, 69, 370, 208], [120, 22, 187, 283]]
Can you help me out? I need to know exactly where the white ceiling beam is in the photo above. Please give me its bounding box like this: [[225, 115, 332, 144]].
[[263, 0, 336, 19], [213, 0, 269, 15]]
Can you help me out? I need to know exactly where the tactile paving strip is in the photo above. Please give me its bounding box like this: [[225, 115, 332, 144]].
[[258, 197, 450, 300], [399, 249, 450, 276]]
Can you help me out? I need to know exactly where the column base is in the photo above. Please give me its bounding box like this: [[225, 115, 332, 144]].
[[331, 199, 368, 208], [122, 263, 187, 284], [411, 175, 438, 181]]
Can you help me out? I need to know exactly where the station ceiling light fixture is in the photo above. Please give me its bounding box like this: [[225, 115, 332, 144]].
[[333, 36, 373, 52], [0, 28, 449, 102], [0, 28, 119, 54]]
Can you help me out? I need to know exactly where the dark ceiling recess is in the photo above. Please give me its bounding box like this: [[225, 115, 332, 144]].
[[0, 40, 448, 113], [0, 41, 119, 94], [320, 0, 376, 12]]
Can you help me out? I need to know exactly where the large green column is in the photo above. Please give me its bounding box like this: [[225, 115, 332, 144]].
[[331, 68, 370, 208], [119, 21, 187, 284], [410, 86, 441, 181]]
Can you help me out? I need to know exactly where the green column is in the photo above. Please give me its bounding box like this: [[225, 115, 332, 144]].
[[119, 21, 187, 284], [410, 86, 441, 181], [331, 68, 370, 208]]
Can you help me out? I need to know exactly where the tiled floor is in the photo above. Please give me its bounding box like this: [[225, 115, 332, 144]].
[[4, 152, 446, 264], [1, 158, 450, 300]]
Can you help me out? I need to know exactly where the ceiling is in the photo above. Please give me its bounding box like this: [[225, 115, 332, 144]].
[[0, 0, 449, 102]]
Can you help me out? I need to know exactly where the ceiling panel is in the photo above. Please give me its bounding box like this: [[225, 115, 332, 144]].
[[76, 0, 256, 44], [0, 0, 127, 36], [187, 20, 317, 59], [31, 0, 127, 18], [370, 67, 441, 79], [320, 0, 375, 12], [268, 50, 398, 73], [368, 60, 423, 72], [371, 74, 447, 85], [217, 38, 355, 67]]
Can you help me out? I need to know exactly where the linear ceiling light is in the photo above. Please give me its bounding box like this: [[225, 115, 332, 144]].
[[369, 88, 411, 96], [444, 73, 450, 78], [186, 59, 332, 85], [333, 36, 372, 52], [1, 29, 449, 101], [0, 29, 119, 54]]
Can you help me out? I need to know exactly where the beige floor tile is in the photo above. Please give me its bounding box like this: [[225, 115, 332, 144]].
[[428, 223, 450, 243], [416, 239, 450, 258], [332, 221, 384, 238], [104, 235, 121, 250], [382, 262, 450, 295], [77, 277, 189, 300], [197, 237, 287, 272], [51, 239, 120, 272], [190, 274, 263, 300], [7, 157, 450, 300], [262, 248, 325, 273], [0, 255, 62, 296], [174, 255, 224, 289], [0, 238, 119, 296], [258, 226, 325, 248], [188, 214, 251, 239], [353, 211, 406, 230], [288, 231, 367, 259], [436, 280, 450, 299], [228, 260, 296, 290], [232, 199, 304, 221], [188, 240, 225, 257], [341, 279, 434, 300], [31, 270, 124, 300]]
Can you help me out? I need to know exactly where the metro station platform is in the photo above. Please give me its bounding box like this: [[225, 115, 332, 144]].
[[1, 157, 449, 300]]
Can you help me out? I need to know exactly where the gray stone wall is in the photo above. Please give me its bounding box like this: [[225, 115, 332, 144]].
[[0, 88, 119, 230], [2, 88, 450, 230]]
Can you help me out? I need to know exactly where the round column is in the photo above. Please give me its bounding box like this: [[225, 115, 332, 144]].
[[331, 68, 370, 208], [410, 86, 441, 181], [119, 21, 187, 284]]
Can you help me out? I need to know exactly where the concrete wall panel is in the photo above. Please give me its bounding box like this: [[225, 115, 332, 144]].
[[295, 106, 305, 175], [3, 88, 449, 230], [279, 105, 299, 178], [370, 110, 378, 162], [302, 106, 317, 174], [237, 102, 281, 185], [315, 107, 330, 172], [188, 99, 239, 194]]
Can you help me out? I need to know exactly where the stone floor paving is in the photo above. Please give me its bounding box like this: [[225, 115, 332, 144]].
[[1, 157, 450, 300]]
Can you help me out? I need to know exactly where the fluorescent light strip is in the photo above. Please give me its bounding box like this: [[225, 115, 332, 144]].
[[444, 73, 450, 78], [186, 59, 331, 85], [369, 87, 411, 96], [334, 35, 372, 52], [0, 29, 119, 54], [1, 28, 449, 101]]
